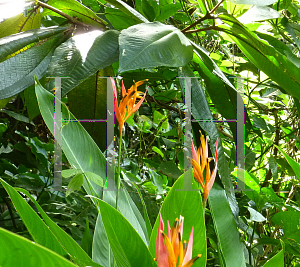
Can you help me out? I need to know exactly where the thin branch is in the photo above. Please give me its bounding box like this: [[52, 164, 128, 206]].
[[181, 0, 224, 33], [184, 25, 217, 34], [19, 5, 40, 32]]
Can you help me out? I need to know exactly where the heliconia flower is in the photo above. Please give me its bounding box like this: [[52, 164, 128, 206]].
[[155, 214, 201, 267], [191, 135, 218, 202], [111, 77, 148, 135]]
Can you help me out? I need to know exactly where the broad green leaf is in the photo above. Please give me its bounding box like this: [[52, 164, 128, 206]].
[[219, 14, 300, 100], [229, 0, 277, 5], [179, 67, 246, 267], [263, 249, 284, 267], [98, 200, 157, 267], [135, 0, 160, 21], [275, 145, 300, 181], [0, 5, 41, 38], [238, 6, 281, 23], [16, 187, 101, 267], [0, 26, 67, 62], [209, 183, 246, 267], [272, 211, 300, 243], [0, 178, 67, 256], [43, 0, 107, 29], [0, 227, 78, 267], [46, 30, 119, 96], [118, 22, 193, 73], [149, 169, 207, 267], [0, 32, 69, 99]]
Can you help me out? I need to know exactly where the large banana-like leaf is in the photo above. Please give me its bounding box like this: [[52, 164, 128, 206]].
[[118, 22, 193, 73], [0, 30, 70, 99], [0, 227, 78, 267], [0, 26, 67, 62], [45, 30, 119, 96]]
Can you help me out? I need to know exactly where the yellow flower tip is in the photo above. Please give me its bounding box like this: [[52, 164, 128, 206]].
[[154, 258, 157, 261], [197, 254, 202, 258]]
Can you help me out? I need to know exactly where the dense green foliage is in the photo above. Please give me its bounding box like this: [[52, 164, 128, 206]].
[[0, 0, 300, 266]]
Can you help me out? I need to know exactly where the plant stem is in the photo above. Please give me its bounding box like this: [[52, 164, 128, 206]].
[[115, 131, 123, 210]]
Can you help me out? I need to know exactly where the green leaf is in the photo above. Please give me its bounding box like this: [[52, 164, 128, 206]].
[[247, 207, 266, 222], [219, 14, 300, 100], [239, 6, 281, 23], [67, 173, 84, 196], [46, 30, 119, 96], [275, 145, 300, 181], [16, 187, 101, 267], [0, 7, 41, 38], [105, 0, 149, 23], [272, 211, 300, 243], [105, 7, 137, 30], [0, 27, 67, 62], [43, 0, 107, 28], [262, 249, 284, 267], [149, 169, 207, 267], [98, 199, 157, 267], [229, 0, 277, 5], [118, 22, 193, 73], [84, 172, 103, 187], [152, 146, 164, 157], [192, 42, 237, 140], [35, 77, 106, 198], [209, 183, 246, 267], [36, 78, 149, 266], [0, 178, 67, 257], [0, 227, 78, 267], [0, 31, 69, 99]]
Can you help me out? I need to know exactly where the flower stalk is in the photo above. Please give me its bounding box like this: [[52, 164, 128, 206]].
[[111, 78, 147, 209]]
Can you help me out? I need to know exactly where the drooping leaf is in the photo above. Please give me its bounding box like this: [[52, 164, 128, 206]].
[[0, 178, 67, 257], [16, 187, 101, 267], [149, 169, 207, 267], [0, 31, 69, 99], [98, 199, 157, 267], [118, 22, 193, 73], [0, 227, 78, 267], [219, 14, 300, 100], [46, 30, 119, 96]]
